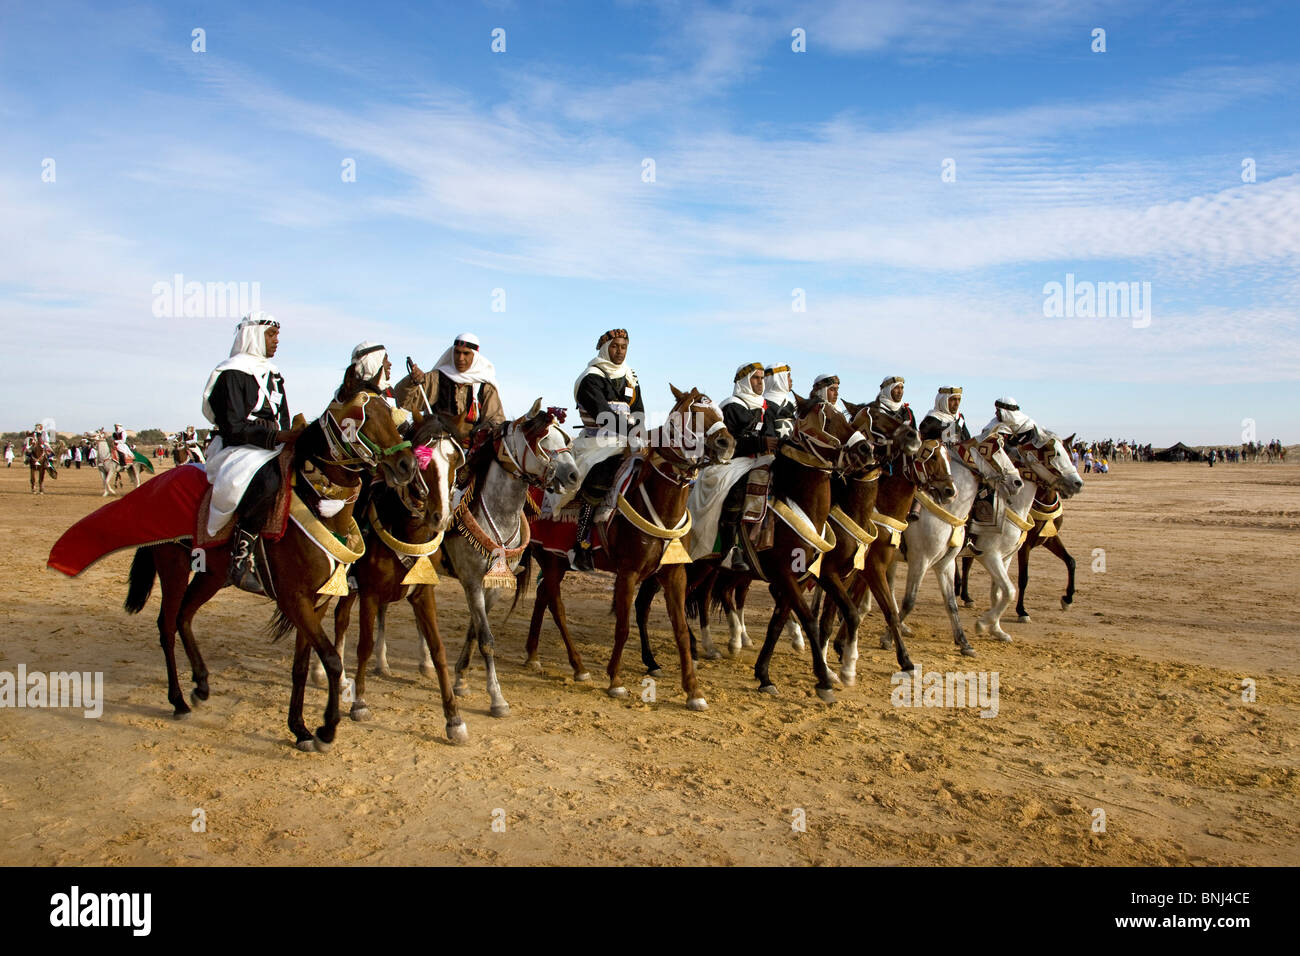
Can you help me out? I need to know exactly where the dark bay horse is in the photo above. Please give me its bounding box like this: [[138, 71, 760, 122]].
[[321, 415, 465, 740], [123, 383, 417, 751], [520, 386, 735, 710], [29, 441, 62, 494]]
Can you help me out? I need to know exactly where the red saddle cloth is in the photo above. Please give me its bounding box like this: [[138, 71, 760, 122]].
[[47, 464, 210, 577], [527, 485, 579, 555]]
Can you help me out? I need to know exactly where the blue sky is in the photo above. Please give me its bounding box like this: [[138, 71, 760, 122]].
[[1, 0, 1297, 444]]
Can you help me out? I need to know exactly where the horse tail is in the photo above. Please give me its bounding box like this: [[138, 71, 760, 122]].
[[124, 548, 156, 614], [504, 548, 533, 623], [267, 608, 296, 643]]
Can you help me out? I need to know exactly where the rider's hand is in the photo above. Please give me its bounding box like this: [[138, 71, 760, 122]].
[[406, 357, 423, 379]]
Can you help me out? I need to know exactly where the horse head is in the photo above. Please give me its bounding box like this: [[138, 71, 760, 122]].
[[668, 384, 734, 465], [909, 438, 957, 503], [505, 398, 580, 495], [1015, 428, 1085, 498], [407, 414, 464, 530], [964, 429, 1023, 498], [325, 385, 418, 489]]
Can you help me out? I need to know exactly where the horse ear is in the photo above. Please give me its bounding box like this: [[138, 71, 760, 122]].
[[1064, 432, 1077, 447], [669, 383, 685, 402], [528, 398, 543, 418], [843, 398, 863, 415]]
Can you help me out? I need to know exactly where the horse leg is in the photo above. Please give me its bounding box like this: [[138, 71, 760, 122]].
[[543, 564, 588, 681], [1043, 534, 1077, 611], [318, 589, 356, 689], [754, 600, 791, 695], [959, 555, 975, 606], [635, 577, 663, 677], [883, 554, 913, 639], [349, 591, 379, 721], [660, 565, 706, 710], [771, 571, 835, 701], [151, 549, 191, 717], [469, 582, 510, 717], [736, 578, 755, 648], [820, 569, 860, 686], [524, 555, 550, 671], [1015, 542, 1033, 622], [604, 571, 638, 699], [694, 566, 723, 660], [409, 585, 467, 743], [867, 549, 915, 673], [935, 553, 975, 656], [975, 551, 1015, 642], [176, 565, 225, 706], [294, 596, 343, 751]]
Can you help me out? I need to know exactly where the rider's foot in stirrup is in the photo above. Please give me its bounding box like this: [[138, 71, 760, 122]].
[[723, 545, 750, 573], [572, 542, 595, 572], [230, 528, 265, 594]]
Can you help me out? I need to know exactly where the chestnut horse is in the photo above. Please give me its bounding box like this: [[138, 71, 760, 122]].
[[28, 441, 63, 494], [123, 382, 417, 751], [519, 385, 735, 709], [318, 415, 466, 739]]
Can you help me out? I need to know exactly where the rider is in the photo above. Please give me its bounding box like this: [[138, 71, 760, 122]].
[[201, 312, 295, 593], [869, 376, 922, 520], [395, 333, 505, 447], [919, 386, 970, 445], [810, 373, 849, 418], [717, 362, 778, 571], [24, 423, 51, 465], [763, 363, 797, 439], [979, 397, 1039, 446], [570, 328, 645, 571], [111, 423, 132, 467], [182, 425, 205, 463]]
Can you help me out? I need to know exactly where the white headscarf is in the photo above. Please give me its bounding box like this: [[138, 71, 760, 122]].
[[201, 312, 280, 424], [721, 363, 766, 412], [874, 375, 905, 414], [930, 387, 961, 425], [810, 373, 847, 415], [573, 337, 638, 401], [993, 396, 1035, 434], [350, 341, 389, 390], [435, 332, 498, 388], [763, 364, 793, 408]]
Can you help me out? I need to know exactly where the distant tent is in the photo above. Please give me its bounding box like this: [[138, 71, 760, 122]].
[[1154, 442, 1204, 462]]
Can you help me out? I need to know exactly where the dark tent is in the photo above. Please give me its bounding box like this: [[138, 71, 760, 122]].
[[1154, 442, 1204, 462]]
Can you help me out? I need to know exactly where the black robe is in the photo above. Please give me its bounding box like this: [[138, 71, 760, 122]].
[[723, 401, 767, 457], [919, 411, 969, 444], [763, 399, 797, 440], [868, 401, 916, 440], [576, 371, 644, 429], [208, 369, 289, 449]]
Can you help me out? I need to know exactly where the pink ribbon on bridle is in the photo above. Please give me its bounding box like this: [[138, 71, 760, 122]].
[[414, 445, 434, 470]]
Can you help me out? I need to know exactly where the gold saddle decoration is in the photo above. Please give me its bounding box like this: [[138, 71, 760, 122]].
[[770, 499, 836, 576], [615, 491, 693, 566], [829, 505, 877, 570], [915, 491, 966, 549], [870, 509, 908, 549], [1029, 497, 1064, 539], [289, 486, 365, 596], [1003, 505, 1035, 550], [368, 503, 443, 586]]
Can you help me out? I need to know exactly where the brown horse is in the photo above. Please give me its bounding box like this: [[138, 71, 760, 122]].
[[519, 385, 735, 709], [325, 415, 466, 740], [123, 382, 417, 751], [28, 440, 63, 494], [831, 412, 957, 675]]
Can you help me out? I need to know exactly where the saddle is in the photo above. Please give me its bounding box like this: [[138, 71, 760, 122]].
[[193, 445, 295, 549]]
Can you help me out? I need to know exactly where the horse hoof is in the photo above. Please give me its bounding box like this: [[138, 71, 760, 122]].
[[687, 697, 708, 712], [899, 624, 914, 638], [826, 670, 842, 686], [960, 645, 978, 658], [575, 670, 591, 682], [312, 736, 332, 754], [607, 686, 628, 699], [703, 648, 723, 661], [839, 671, 856, 687], [791, 638, 805, 652], [490, 703, 511, 718], [1016, 615, 1031, 624], [173, 708, 191, 720], [961, 599, 974, 608], [727, 642, 741, 658], [350, 705, 372, 722], [419, 663, 438, 680], [447, 721, 469, 744], [296, 738, 317, 753], [898, 658, 915, 673], [453, 683, 470, 698], [758, 684, 778, 696], [975, 620, 989, 636], [878, 636, 892, 650], [646, 668, 663, 679], [816, 687, 836, 704], [1060, 597, 1070, 610], [742, 635, 754, 648], [994, 632, 1012, 643], [526, 658, 543, 673], [188, 691, 204, 708]]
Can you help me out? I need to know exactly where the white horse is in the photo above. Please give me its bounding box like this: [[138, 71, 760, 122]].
[[95, 438, 141, 496], [969, 430, 1084, 642], [894, 432, 1022, 655]]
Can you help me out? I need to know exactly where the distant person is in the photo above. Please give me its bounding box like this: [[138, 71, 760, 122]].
[[3, 442, 12, 467]]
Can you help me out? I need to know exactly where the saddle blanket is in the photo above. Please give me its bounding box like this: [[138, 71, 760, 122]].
[[48, 464, 207, 576]]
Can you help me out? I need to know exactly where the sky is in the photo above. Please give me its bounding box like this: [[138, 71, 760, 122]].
[[1, 0, 1297, 445]]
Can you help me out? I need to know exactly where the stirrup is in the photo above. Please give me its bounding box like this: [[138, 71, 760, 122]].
[[571, 543, 595, 572], [722, 545, 750, 572]]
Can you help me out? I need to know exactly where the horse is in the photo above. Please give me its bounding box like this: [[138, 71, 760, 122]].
[[519, 385, 735, 710], [122, 381, 418, 751], [960, 430, 1084, 642], [303, 415, 466, 738], [894, 430, 1021, 654], [821, 409, 957, 677], [28, 441, 63, 494], [96, 437, 141, 496]]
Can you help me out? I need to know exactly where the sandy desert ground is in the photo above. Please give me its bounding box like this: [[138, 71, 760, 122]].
[[1, 458, 1296, 866]]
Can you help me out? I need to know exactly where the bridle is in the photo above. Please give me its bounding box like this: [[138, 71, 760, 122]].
[[648, 396, 729, 485], [492, 409, 573, 490], [318, 390, 413, 472]]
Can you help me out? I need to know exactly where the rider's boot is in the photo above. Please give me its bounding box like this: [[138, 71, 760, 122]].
[[720, 521, 750, 572], [572, 501, 596, 572], [229, 525, 265, 594]]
